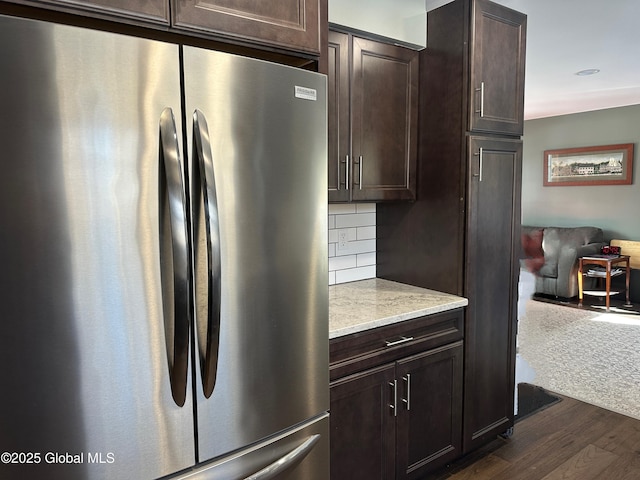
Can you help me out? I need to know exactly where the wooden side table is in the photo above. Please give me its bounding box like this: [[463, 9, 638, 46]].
[[578, 255, 632, 312]]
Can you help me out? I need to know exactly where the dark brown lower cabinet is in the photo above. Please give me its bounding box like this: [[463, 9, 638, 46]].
[[462, 136, 521, 452], [330, 319, 463, 480], [396, 343, 463, 479], [330, 364, 396, 480]]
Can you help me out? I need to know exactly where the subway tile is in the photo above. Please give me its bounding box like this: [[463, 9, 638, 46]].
[[357, 226, 376, 240], [334, 238, 376, 257], [346, 227, 357, 241], [335, 265, 376, 284], [329, 204, 357, 215], [357, 252, 376, 267], [327, 203, 377, 285], [328, 227, 357, 240], [329, 255, 357, 272], [356, 203, 376, 214], [335, 212, 376, 229]]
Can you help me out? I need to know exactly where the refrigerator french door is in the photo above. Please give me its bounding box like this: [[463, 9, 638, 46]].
[[0, 14, 328, 480]]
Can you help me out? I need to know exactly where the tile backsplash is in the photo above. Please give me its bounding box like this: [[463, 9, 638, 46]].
[[328, 204, 376, 285]]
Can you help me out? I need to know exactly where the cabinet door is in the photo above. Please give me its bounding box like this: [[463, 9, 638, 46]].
[[171, 0, 320, 54], [330, 364, 396, 480], [328, 31, 350, 203], [351, 36, 418, 202], [463, 136, 521, 452], [3, 0, 169, 24], [469, 0, 526, 135], [396, 342, 463, 480]]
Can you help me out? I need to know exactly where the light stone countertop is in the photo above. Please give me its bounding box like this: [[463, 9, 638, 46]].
[[329, 278, 468, 339]]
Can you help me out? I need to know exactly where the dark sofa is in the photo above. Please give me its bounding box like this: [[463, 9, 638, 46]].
[[522, 226, 606, 298]]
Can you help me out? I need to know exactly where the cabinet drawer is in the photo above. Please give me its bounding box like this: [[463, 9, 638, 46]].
[[330, 309, 463, 381]]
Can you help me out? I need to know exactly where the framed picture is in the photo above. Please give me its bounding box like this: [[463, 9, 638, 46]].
[[543, 143, 634, 186]]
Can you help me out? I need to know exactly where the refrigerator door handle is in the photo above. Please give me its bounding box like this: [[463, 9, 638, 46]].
[[192, 109, 221, 398], [244, 434, 321, 480], [159, 107, 190, 407]]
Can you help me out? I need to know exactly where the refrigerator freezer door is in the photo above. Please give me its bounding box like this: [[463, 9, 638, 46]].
[[183, 46, 329, 462], [0, 15, 195, 480], [172, 414, 329, 480]]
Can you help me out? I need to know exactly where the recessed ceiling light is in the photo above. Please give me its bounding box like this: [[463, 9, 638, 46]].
[[575, 69, 600, 76]]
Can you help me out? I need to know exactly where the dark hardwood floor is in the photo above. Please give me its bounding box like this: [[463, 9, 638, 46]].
[[425, 392, 640, 479]]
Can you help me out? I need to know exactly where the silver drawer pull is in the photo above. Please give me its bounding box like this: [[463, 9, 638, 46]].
[[385, 336, 414, 348]]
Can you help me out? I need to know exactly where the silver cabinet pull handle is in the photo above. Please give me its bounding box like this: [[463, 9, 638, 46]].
[[244, 435, 320, 480], [159, 107, 190, 408], [403, 374, 411, 411], [352, 155, 363, 189], [341, 155, 350, 190], [389, 380, 398, 417], [192, 109, 222, 399], [475, 81, 485, 117], [347, 155, 351, 190], [385, 336, 414, 348], [473, 148, 484, 182]]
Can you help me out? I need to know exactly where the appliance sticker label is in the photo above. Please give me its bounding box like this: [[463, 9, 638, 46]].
[[294, 86, 317, 101]]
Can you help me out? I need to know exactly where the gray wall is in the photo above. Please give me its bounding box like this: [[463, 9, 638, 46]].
[[523, 104, 640, 240], [522, 103, 640, 300]]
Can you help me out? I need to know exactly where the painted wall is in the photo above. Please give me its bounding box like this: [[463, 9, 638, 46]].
[[328, 0, 426, 47], [522, 104, 640, 240], [522, 104, 640, 300]]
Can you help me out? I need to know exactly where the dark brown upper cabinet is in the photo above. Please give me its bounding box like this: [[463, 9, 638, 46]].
[[328, 29, 419, 203], [2, 0, 324, 59], [1, 0, 170, 25], [171, 0, 321, 55], [469, 0, 526, 135], [327, 30, 350, 202]]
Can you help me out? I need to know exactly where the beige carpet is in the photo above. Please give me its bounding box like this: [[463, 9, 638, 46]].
[[517, 298, 640, 420]]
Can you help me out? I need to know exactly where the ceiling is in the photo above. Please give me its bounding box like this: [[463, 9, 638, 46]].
[[426, 0, 640, 120]]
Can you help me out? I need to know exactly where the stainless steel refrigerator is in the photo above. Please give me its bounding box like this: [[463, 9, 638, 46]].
[[0, 14, 328, 480]]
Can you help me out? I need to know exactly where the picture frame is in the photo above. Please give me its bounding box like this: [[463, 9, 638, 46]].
[[543, 143, 634, 186]]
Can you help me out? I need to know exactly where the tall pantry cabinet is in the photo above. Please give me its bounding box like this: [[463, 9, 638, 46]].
[[377, 0, 526, 456]]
